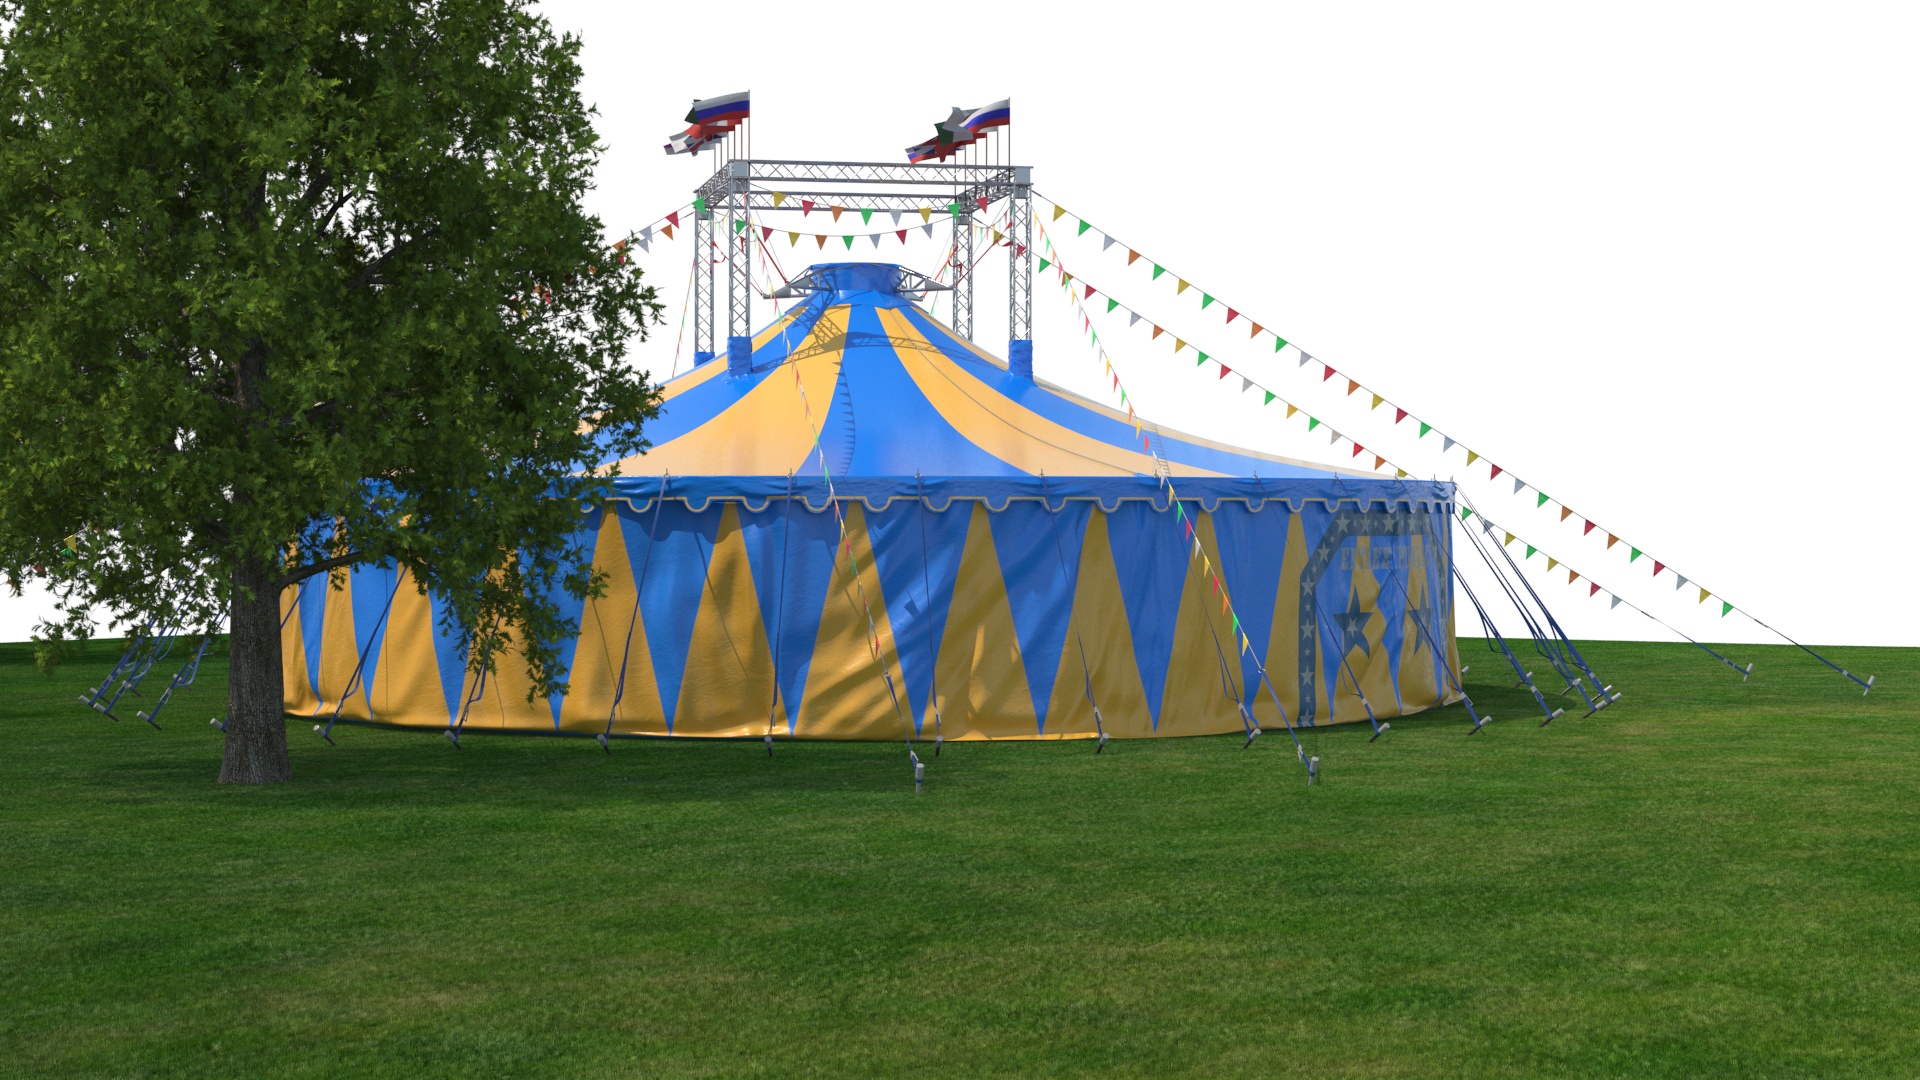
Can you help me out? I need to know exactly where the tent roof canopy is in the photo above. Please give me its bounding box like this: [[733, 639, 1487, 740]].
[[603, 262, 1377, 485]]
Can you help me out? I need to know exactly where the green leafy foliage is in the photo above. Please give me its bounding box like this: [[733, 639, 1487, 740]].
[[0, 2, 663, 707]]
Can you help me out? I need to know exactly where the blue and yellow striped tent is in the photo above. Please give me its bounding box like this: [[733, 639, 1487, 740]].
[[282, 263, 1462, 740]]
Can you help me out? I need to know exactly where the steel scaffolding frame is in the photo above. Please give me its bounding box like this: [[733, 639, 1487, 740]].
[[686, 159, 1032, 356]]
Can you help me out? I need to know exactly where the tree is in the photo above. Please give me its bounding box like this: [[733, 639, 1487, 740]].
[[0, 0, 663, 783]]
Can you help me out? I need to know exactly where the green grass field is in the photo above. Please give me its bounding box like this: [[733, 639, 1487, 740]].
[[2, 637, 1914, 1078]]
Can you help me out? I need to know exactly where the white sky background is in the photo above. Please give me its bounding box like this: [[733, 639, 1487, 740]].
[[5, 1, 1913, 650]]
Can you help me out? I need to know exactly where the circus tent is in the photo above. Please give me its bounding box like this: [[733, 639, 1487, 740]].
[[281, 263, 1463, 741]]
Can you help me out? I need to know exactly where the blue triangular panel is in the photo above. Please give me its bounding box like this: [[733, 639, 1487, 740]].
[[620, 500, 722, 735], [540, 510, 603, 726], [865, 498, 973, 734], [426, 590, 468, 725], [348, 560, 401, 716], [989, 498, 1091, 734], [1209, 503, 1288, 707], [1104, 500, 1193, 729], [298, 575, 328, 698], [1374, 535, 1411, 709], [738, 500, 841, 733]]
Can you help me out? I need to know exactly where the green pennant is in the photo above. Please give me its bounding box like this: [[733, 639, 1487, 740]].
[[1308, 418, 1321, 431], [1537, 492, 1550, 508], [1197, 352, 1209, 365], [842, 235, 855, 250], [1629, 547, 1642, 562], [860, 208, 873, 225], [733, 219, 746, 233], [1120, 390, 1127, 405], [1419, 422, 1432, 438], [1077, 220, 1092, 236], [694, 196, 707, 214], [1200, 294, 1214, 309], [1106, 299, 1118, 313], [949, 202, 963, 217], [1721, 601, 1734, 617], [1231, 614, 1240, 634], [1525, 545, 1537, 559], [1263, 391, 1275, 405], [1273, 336, 1287, 352], [1038, 258, 1051, 273], [1151, 264, 1165, 280], [1461, 507, 1474, 520]]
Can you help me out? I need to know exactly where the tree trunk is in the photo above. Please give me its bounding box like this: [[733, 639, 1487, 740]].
[[220, 558, 291, 783]]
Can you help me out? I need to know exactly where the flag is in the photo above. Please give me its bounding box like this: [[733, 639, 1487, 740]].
[[664, 122, 728, 156], [962, 98, 1011, 133], [686, 91, 750, 125]]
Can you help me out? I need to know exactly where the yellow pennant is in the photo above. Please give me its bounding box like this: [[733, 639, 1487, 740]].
[[919, 207, 932, 224], [788, 231, 800, 246], [1052, 205, 1068, 221], [1698, 587, 1711, 604], [1370, 393, 1384, 410], [1503, 531, 1515, 546], [1395, 469, 1409, 479], [1176, 279, 1191, 294], [1547, 557, 1558, 572], [1285, 404, 1298, 419], [992, 229, 1005, 244], [1466, 450, 1480, 466], [1174, 338, 1186, 352], [772, 192, 788, 208]]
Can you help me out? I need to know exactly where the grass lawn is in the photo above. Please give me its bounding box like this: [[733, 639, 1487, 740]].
[[1, 636, 1915, 1078]]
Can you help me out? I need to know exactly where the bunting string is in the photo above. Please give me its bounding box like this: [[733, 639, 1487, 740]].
[[1030, 192, 1804, 636]]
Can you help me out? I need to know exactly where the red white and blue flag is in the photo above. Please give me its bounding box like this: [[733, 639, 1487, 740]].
[[962, 98, 1010, 133], [664, 92, 749, 155], [686, 91, 750, 125]]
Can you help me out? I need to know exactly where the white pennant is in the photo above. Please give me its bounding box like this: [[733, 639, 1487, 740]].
[[1102, 234, 1119, 251], [1328, 428, 1340, 445], [1443, 436, 1456, 452], [1298, 349, 1314, 369], [922, 222, 934, 238], [637, 226, 652, 252], [890, 210, 902, 227], [1610, 596, 1624, 609], [868, 233, 883, 249], [1240, 376, 1253, 393], [1513, 477, 1526, 495], [1128, 311, 1142, 327], [1675, 574, 1688, 590]]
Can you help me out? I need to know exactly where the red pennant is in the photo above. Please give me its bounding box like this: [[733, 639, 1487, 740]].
[[801, 200, 815, 216], [1583, 520, 1597, 536], [1226, 308, 1239, 323], [1351, 443, 1365, 458], [1489, 464, 1504, 480], [1323, 365, 1336, 381], [896, 229, 907, 243], [1218, 365, 1230, 379], [667, 211, 679, 228], [760, 225, 772, 241], [1394, 408, 1408, 424], [1111, 373, 1118, 390], [1590, 583, 1601, 596], [1084, 284, 1096, 300], [1652, 560, 1665, 576], [975, 196, 989, 212]]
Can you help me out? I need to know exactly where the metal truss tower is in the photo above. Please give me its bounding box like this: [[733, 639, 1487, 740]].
[[690, 159, 1035, 377]]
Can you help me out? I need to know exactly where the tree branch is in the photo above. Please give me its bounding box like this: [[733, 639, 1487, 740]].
[[278, 549, 370, 589]]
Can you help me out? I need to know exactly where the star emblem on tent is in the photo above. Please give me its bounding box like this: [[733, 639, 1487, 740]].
[[1336, 595, 1373, 658]]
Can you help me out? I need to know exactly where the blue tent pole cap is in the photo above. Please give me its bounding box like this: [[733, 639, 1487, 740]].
[[693, 350, 716, 367], [1008, 339, 1034, 380], [727, 336, 752, 375]]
